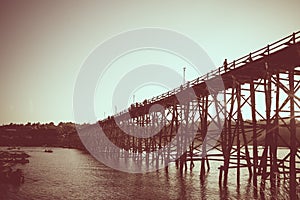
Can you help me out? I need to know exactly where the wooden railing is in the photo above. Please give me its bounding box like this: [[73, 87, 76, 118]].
[[109, 31, 300, 120]]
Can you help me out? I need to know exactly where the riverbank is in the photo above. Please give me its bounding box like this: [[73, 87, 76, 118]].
[[0, 149, 30, 184], [0, 122, 86, 149]]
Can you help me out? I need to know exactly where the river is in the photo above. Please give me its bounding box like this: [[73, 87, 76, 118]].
[[0, 147, 296, 199]]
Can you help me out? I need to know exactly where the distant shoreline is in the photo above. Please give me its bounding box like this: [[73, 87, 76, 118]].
[[1, 122, 299, 149]]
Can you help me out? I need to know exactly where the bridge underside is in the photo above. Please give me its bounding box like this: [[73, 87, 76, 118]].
[[94, 33, 300, 198]]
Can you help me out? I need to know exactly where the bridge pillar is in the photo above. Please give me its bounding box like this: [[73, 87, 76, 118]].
[[250, 80, 258, 197], [200, 95, 208, 182], [289, 68, 297, 198]]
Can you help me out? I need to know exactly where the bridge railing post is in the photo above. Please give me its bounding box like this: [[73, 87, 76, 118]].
[[292, 32, 296, 44]]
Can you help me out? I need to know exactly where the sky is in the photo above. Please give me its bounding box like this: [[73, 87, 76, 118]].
[[0, 0, 299, 125]]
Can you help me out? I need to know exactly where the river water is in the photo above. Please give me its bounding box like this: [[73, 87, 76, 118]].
[[0, 147, 296, 199]]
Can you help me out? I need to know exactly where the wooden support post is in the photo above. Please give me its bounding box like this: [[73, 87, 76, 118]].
[[250, 80, 258, 193], [274, 72, 279, 187], [219, 165, 224, 186], [221, 88, 228, 184], [182, 102, 190, 172], [260, 62, 272, 182], [179, 105, 184, 175], [175, 106, 180, 171], [289, 68, 297, 198], [223, 86, 235, 186], [189, 101, 195, 170], [236, 84, 241, 187], [237, 84, 252, 178], [200, 95, 208, 181]]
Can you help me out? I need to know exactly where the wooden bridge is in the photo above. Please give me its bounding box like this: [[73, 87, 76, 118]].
[[91, 31, 300, 198]]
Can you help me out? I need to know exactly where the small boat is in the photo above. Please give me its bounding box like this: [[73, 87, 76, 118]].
[[44, 149, 53, 153]]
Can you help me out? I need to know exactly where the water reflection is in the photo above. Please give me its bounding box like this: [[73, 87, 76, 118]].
[[219, 186, 230, 200], [0, 147, 295, 199]]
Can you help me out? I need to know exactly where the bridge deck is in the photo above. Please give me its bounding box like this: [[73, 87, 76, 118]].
[[104, 31, 300, 121]]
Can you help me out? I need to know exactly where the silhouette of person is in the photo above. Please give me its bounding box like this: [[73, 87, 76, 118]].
[[223, 59, 228, 72]]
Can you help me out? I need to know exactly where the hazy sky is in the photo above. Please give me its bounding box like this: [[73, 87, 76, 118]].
[[0, 0, 299, 124]]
